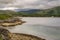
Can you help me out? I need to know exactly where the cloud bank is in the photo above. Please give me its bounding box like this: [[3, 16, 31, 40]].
[[0, 0, 60, 10]]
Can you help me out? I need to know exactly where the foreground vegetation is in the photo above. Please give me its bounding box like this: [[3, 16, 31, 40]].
[[0, 35, 3, 40]]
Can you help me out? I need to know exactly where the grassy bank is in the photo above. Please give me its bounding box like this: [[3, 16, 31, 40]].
[[0, 35, 3, 40]]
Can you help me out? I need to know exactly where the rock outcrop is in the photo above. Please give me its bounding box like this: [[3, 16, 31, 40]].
[[0, 28, 46, 40], [0, 17, 26, 27]]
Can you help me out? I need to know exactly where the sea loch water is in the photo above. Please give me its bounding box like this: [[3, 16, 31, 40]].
[[8, 17, 60, 40]]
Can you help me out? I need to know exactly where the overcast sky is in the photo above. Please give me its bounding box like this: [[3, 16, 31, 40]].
[[0, 0, 60, 10]]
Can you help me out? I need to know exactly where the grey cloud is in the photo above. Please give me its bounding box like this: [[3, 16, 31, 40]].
[[0, 0, 60, 10]]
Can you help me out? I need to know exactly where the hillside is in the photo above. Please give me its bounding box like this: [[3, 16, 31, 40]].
[[17, 6, 60, 17], [0, 6, 60, 17], [0, 10, 17, 20]]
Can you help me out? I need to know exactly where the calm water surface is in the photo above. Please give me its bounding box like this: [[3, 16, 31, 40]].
[[8, 17, 60, 40]]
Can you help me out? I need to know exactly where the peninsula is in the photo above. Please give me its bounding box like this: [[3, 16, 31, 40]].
[[0, 17, 26, 27], [0, 10, 25, 27]]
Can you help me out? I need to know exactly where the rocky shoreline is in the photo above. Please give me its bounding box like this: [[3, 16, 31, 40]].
[[0, 17, 46, 40], [0, 28, 46, 40], [0, 17, 26, 27]]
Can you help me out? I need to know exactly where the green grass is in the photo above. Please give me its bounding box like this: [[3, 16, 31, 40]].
[[0, 35, 3, 40], [0, 14, 11, 20]]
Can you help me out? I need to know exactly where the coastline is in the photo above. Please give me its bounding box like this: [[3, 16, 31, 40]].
[[0, 28, 45, 40], [0, 17, 26, 27]]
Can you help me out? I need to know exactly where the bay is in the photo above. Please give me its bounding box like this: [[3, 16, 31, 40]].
[[7, 17, 60, 40]]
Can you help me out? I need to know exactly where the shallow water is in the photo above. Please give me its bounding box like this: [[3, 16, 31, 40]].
[[8, 17, 60, 40]]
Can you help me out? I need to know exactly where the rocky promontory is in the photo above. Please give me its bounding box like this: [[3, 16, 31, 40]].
[[0, 17, 26, 27], [0, 28, 46, 40]]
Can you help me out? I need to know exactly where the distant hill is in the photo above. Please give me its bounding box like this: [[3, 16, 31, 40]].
[[15, 9, 42, 14], [0, 6, 60, 17], [16, 6, 60, 17]]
